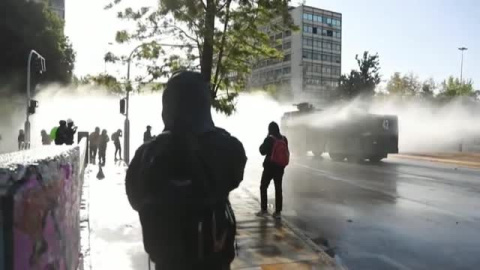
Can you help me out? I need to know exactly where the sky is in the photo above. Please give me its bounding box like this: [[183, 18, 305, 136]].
[[65, 0, 480, 88]]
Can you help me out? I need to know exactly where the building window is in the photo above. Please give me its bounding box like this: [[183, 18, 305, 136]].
[[303, 49, 312, 59], [283, 67, 291, 74], [303, 13, 309, 20], [275, 44, 283, 50], [336, 31, 342, 38], [326, 30, 333, 37], [285, 30, 291, 37], [283, 54, 291, 61], [283, 41, 291, 49], [312, 27, 317, 34], [324, 42, 332, 50], [308, 14, 313, 21], [326, 18, 332, 25], [275, 33, 283, 40], [303, 38, 313, 47]]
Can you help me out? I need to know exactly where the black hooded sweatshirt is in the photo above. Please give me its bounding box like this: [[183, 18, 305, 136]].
[[125, 71, 247, 268]]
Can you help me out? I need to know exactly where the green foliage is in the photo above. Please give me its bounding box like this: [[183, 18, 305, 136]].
[[439, 76, 475, 98], [0, 0, 75, 91], [77, 74, 124, 94], [338, 52, 381, 99], [104, 0, 296, 114], [386, 72, 421, 96]]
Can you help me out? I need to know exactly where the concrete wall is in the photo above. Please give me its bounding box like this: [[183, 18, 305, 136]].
[[0, 142, 86, 270]]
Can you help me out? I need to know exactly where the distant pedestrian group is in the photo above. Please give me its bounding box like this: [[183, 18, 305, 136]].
[[89, 127, 112, 166], [51, 119, 77, 145]]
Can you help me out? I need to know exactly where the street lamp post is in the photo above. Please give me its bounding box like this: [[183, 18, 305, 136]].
[[458, 47, 468, 83], [25, 50, 46, 148], [123, 44, 144, 164]]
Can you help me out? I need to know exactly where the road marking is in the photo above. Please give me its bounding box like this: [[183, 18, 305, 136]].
[[293, 162, 478, 223]]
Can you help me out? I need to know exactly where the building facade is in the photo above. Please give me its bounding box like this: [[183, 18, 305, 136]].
[[249, 5, 342, 103], [50, 0, 65, 20]]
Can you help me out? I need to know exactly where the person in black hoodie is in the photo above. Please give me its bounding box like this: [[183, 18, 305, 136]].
[[126, 71, 247, 270], [257, 121, 289, 219], [55, 120, 68, 145], [65, 119, 77, 145]]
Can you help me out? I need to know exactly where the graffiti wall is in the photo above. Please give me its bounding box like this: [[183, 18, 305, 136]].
[[0, 143, 86, 270]]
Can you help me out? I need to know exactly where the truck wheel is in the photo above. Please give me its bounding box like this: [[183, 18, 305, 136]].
[[329, 153, 345, 161], [369, 156, 383, 163], [347, 155, 363, 163], [313, 150, 324, 158]]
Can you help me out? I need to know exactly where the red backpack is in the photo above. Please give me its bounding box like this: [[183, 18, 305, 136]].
[[270, 136, 289, 167]]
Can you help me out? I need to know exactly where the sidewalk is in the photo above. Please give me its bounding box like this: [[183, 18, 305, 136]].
[[80, 164, 338, 270], [392, 153, 480, 169]]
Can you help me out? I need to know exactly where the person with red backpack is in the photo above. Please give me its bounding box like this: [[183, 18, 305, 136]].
[[257, 121, 289, 219]]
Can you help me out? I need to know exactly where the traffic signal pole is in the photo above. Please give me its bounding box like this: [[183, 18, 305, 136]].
[[25, 50, 46, 149]]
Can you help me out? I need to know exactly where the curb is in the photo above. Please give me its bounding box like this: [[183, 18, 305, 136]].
[[241, 187, 345, 270], [392, 154, 480, 169]]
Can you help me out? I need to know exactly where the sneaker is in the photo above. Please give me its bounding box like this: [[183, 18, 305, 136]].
[[272, 212, 282, 219], [255, 210, 268, 217]]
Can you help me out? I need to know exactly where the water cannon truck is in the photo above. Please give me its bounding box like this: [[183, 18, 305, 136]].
[[281, 102, 399, 162]]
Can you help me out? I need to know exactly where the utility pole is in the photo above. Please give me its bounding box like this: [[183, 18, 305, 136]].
[[25, 50, 46, 149], [458, 47, 468, 83]]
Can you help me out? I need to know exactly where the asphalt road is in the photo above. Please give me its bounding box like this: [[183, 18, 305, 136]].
[[245, 156, 480, 270]]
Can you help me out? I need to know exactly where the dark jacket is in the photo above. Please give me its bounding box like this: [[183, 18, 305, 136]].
[[143, 130, 153, 143], [125, 71, 247, 268], [259, 122, 288, 168], [66, 124, 77, 145], [99, 134, 109, 150], [55, 124, 68, 145], [89, 132, 100, 148]]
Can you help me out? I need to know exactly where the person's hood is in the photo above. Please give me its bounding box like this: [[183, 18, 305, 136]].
[[162, 71, 215, 134], [268, 121, 280, 136]]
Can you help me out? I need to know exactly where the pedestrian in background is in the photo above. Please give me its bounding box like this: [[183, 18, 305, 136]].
[[66, 119, 77, 145], [143, 125, 154, 143], [17, 129, 25, 150], [126, 71, 247, 270], [41, 130, 51, 145], [55, 120, 68, 145], [257, 121, 289, 219], [89, 127, 101, 164], [98, 129, 109, 166], [112, 129, 122, 161]]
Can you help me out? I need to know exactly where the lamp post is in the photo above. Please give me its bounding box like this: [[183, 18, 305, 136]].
[[458, 47, 468, 83], [25, 50, 46, 148], [123, 44, 145, 164]]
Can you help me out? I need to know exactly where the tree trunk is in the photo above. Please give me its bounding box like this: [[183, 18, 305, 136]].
[[201, 0, 215, 85]]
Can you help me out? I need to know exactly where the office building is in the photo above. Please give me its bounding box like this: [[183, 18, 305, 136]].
[[50, 0, 65, 20], [249, 5, 342, 103]]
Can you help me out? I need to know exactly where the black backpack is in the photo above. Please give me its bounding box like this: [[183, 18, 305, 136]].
[[137, 132, 237, 267]]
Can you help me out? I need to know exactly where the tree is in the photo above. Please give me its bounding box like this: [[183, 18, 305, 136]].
[[420, 78, 436, 99], [386, 72, 421, 96], [338, 52, 381, 99], [0, 0, 75, 92], [439, 76, 475, 98], [105, 0, 296, 114]]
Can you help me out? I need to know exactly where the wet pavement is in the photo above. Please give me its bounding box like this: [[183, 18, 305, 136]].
[[249, 155, 480, 270], [82, 164, 337, 270]]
